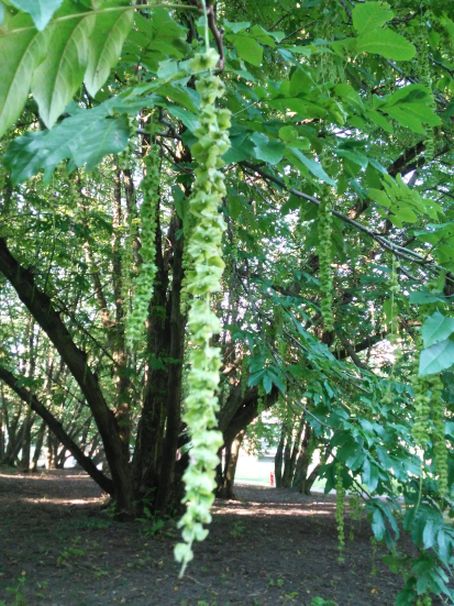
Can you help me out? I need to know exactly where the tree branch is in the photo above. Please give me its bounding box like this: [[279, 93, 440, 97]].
[[241, 163, 454, 285], [0, 238, 130, 489], [0, 363, 113, 494]]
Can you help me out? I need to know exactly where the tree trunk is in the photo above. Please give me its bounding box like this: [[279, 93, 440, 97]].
[[281, 435, 293, 488], [132, 198, 170, 503], [31, 421, 46, 471], [275, 429, 285, 488], [155, 215, 185, 511], [19, 410, 34, 470], [293, 425, 317, 495], [217, 431, 244, 499]]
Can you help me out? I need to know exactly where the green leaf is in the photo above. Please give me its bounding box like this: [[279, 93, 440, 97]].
[[127, 9, 186, 72], [384, 105, 426, 134], [227, 194, 246, 220], [0, 13, 48, 137], [165, 105, 199, 133], [421, 312, 454, 349], [289, 67, 314, 96], [9, 0, 63, 31], [385, 84, 431, 106], [268, 97, 326, 119], [419, 338, 454, 376], [223, 20, 250, 33], [362, 457, 380, 492], [250, 24, 276, 47], [334, 82, 363, 109], [356, 28, 416, 61], [84, 8, 133, 97], [31, 4, 95, 127], [251, 133, 284, 165], [366, 109, 393, 133], [409, 290, 448, 305], [287, 148, 336, 186], [5, 108, 130, 182], [352, 1, 394, 34], [372, 508, 385, 540], [230, 33, 263, 66], [422, 519, 435, 549], [262, 372, 273, 394]]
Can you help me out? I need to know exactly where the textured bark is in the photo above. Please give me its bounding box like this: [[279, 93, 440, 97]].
[[292, 424, 315, 494], [155, 215, 185, 511], [31, 421, 46, 471], [217, 431, 244, 499], [274, 429, 284, 488]]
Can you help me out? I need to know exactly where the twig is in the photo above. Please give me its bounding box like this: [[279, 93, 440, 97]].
[[241, 163, 454, 287]]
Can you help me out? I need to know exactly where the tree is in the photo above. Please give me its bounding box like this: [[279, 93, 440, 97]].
[[0, 0, 453, 602]]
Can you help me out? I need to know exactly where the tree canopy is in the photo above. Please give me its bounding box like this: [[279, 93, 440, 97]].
[[0, 1, 453, 604]]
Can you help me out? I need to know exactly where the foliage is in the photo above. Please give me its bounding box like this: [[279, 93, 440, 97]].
[[0, 0, 453, 603]]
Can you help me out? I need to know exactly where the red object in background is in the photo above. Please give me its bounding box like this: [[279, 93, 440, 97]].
[[270, 471, 275, 487]]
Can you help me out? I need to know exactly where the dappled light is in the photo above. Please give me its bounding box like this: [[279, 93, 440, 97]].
[[0, 470, 401, 605], [0, 0, 452, 604]]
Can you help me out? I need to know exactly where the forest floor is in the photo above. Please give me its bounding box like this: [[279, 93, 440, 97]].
[[0, 468, 412, 606]]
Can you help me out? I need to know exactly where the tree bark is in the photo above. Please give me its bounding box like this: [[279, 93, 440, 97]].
[[217, 430, 244, 498], [0, 237, 132, 513], [274, 429, 285, 488], [155, 215, 186, 511]]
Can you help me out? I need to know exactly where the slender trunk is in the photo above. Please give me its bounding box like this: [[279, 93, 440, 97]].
[[0, 395, 4, 459], [31, 421, 46, 470], [47, 431, 57, 469], [293, 426, 316, 495], [155, 215, 185, 511], [19, 410, 34, 470], [218, 431, 244, 499], [281, 434, 293, 488], [275, 429, 285, 488]]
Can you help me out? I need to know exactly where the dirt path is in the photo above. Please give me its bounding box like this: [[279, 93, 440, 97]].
[[0, 468, 406, 605]]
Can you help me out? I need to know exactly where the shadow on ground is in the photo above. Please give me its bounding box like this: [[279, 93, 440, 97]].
[[0, 469, 406, 605]]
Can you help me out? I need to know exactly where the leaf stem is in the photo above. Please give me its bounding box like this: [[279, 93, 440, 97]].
[[201, 0, 210, 52]]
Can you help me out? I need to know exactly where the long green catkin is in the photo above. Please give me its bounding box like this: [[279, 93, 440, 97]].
[[174, 47, 231, 576]]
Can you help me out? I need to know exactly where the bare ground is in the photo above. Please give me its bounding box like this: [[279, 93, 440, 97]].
[[0, 468, 408, 605]]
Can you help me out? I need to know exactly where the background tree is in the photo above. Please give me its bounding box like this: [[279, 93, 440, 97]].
[[0, 0, 452, 603]]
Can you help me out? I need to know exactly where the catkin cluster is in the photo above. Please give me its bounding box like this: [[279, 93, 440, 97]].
[[174, 48, 231, 575], [412, 372, 432, 446], [429, 377, 448, 497], [317, 193, 334, 331], [412, 373, 448, 497], [126, 152, 159, 344]]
